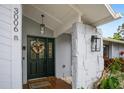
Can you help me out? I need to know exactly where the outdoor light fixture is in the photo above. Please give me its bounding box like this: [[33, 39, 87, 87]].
[[40, 15, 46, 34], [91, 35, 101, 52]]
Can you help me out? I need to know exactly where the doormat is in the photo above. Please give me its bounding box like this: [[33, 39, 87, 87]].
[[28, 77, 52, 89]]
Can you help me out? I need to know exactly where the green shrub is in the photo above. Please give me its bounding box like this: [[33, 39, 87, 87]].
[[98, 58, 124, 89], [100, 77, 120, 89]]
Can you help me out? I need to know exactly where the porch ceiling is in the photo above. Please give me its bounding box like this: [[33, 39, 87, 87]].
[[22, 4, 122, 37]]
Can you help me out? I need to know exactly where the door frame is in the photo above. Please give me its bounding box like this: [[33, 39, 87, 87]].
[[27, 35, 55, 80]]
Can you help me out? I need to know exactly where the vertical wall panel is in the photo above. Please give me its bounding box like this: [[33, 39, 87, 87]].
[[55, 34, 72, 78], [11, 4, 22, 89], [0, 4, 22, 89], [0, 5, 12, 89]]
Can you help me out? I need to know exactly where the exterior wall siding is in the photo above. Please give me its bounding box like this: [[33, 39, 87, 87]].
[[112, 43, 119, 58], [103, 41, 124, 58], [0, 5, 12, 89], [55, 34, 72, 78], [0, 4, 22, 89], [112, 43, 124, 58], [109, 43, 112, 58]]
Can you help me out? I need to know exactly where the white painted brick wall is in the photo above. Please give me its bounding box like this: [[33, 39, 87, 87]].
[[72, 22, 104, 89]]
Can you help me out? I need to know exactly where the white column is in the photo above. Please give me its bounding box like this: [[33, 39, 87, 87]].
[[71, 22, 104, 89]]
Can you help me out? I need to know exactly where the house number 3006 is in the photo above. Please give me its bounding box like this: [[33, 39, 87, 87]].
[[13, 8, 19, 41], [13, 8, 19, 32]]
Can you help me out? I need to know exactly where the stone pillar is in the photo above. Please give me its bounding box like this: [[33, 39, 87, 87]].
[[71, 22, 104, 89]]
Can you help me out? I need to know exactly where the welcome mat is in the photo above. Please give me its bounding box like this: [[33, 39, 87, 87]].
[[28, 77, 52, 89], [27, 77, 72, 89]]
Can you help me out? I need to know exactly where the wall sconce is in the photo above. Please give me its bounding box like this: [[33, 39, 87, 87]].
[[91, 35, 101, 52]]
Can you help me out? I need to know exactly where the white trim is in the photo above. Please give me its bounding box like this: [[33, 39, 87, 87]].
[[103, 38, 124, 44], [105, 4, 122, 19], [11, 4, 22, 89], [91, 4, 122, 26]]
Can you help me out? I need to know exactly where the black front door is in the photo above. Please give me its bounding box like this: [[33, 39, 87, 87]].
[[27, 36, 55, 79]]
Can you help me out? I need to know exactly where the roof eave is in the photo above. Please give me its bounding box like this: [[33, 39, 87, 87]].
[[94, 4, 122, 26], [105, 4, 123, 19], [103, 38, 124, 44]]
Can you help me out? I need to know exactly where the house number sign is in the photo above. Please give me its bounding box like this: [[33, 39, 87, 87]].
[[13, 8, 19, 41]]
